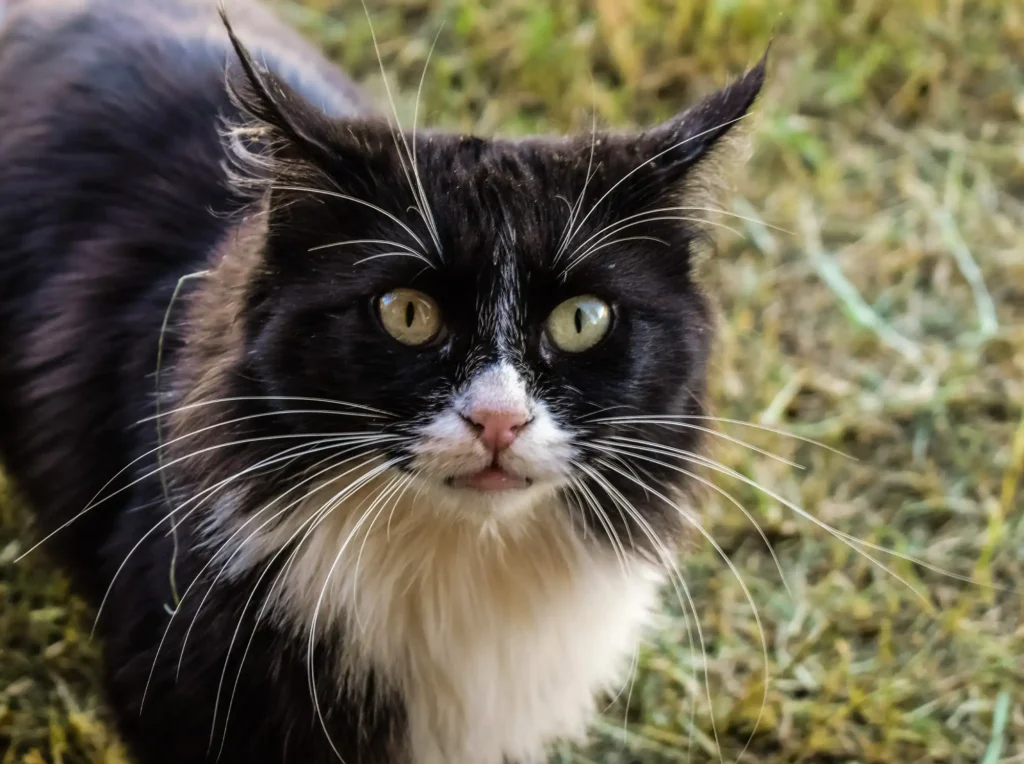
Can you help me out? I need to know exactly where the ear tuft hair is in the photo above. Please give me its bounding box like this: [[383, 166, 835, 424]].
[[217, 4, 340, 195], [646, 48, 768, 174]]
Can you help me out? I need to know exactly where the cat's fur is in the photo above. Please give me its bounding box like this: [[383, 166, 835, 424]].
[[0, 0, 766, 762]]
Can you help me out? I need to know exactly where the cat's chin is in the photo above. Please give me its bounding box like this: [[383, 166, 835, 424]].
[[414, 472, 564, 525], [446, 467, 533, 492]]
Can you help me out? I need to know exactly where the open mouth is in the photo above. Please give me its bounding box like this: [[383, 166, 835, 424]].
[[446, 466, 533, 492]]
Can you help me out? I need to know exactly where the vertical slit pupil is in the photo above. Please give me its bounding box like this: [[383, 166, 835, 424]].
[[574, 307, 583, 333], [405, 300, 415, 328]]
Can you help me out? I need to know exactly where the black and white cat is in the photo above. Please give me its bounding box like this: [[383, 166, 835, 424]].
[[0, 0, 766, 762]]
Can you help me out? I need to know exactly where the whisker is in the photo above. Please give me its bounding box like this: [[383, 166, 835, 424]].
[[304, 465, 408, 761], [566, 204, 792, 266], [165, 445, 395, 684], [411, 22, 445, 254], [89, 408, 393, 525], [565, 216, 741, 272], [568, 207, 729, 262], [211, 457, 403, 755], [352, 472, 415, 634], [17, 430, 395, 566], [555, 96, 600, 262], [566, 235, 671, 265], [582, 449, 772, 762], [566, 476, 630, 580], [140, 442, 381, 711], [599, 437, 975, 605], [357, 0, 442, 259], [557, 114, 752, 257], [591, 414, 854, 459], [307, 238, 421, 255], [580, 459, 729, 762], [95, 437, 386, 639], [139, 396, 397, 424], [352, 251, 435, 266], [272, 185, 431, 261], [593, 452, 792, 597], [154, 269, 212, 605], [598, 418, 805, 470]]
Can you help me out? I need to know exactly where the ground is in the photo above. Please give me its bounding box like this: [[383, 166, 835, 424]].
[[1, 0, 1022, 762]]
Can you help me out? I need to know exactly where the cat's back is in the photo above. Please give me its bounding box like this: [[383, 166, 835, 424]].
[[0, 0, 365, 293]]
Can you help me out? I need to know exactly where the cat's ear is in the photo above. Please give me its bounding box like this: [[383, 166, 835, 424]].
[[635, 49, 768, 199], [220, 8, 336, 167], [219, 8, 387, 198]]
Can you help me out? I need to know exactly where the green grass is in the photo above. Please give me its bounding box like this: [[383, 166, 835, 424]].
[[2, 0, 1023, 761]]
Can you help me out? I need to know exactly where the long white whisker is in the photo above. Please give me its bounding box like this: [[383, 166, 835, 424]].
[[141, 443, 382, 711], [572, 460, 636, 553], [565, 216, 741, 272], [600, 418, 805, 470], [211, 457, 403, 756], [139, 396, 397, 424], [411, 23, 445, 256], [558, 114, 752, 257], [307, 238, 421, 255], [567, 204, 791, 265], [93, 436, 394, 636], [599, 438, 983, 604], [73, 431, 398, 537], [305, 463, 408, 761], [352, 251, 435, 266], [352, 473, 415, 634], [566, 235, 670, 264], [357, 1, 442, 259], [272, 185, 430, 259], [577, 454, 729, 757], [139, 444, 372, 712], [218, 458, 407, 752], [593, 451, 792, 597], [582, 448, 772, 762], [555, 97, 600, 261], [607, 434, 1019, 595], [590, 414, 853, 459], [566, 475, 630, 580], [33, 412, 389, 566], [171, 446, 394, 680]]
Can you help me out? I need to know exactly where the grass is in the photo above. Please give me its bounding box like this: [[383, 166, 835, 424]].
[[2, 0, 1023, 761]]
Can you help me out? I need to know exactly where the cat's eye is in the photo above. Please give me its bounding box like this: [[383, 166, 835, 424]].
[[545, 296, 612, 353], [378, 289, 443, 346]]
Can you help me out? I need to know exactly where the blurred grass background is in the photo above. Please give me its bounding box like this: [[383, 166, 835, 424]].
[[2, 0, 1023, 762]]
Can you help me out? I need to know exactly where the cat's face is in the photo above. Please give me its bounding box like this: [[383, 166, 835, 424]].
[[222, 39, 765, 549]]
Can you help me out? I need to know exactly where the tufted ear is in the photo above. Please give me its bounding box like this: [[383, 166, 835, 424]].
[[640, 50, 768, 179], [218, 6, 397, 203], [219, 6, 338, 171]]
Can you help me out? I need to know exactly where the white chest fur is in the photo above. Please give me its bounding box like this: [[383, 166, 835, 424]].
[[233, 483, 663, 764]]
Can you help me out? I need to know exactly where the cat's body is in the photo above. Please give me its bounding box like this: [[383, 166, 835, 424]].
[[0, 1, 764, 762]]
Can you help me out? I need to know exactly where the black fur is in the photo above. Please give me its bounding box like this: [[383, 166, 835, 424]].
[[0, 1, 765, 761]]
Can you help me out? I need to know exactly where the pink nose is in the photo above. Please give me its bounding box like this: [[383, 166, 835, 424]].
[[466, 408, 531, 452]]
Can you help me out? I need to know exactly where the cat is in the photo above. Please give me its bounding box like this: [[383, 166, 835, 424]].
[[0, 0, 766, 762]]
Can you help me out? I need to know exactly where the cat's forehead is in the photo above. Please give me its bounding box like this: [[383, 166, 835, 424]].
[[411, 136, 620, 264]]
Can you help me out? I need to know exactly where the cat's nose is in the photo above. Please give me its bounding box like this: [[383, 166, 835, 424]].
[[465, 408, 531, 453]]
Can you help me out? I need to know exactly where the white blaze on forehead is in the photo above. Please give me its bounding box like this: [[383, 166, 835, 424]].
[[457, 362, 530, 418]]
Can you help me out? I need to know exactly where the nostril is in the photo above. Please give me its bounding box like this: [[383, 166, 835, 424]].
[[461, 413, 485, 434], [465, 409, 532, 452], [510, 417, 533, 435]]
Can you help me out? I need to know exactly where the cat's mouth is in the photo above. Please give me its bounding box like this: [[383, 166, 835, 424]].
[[446, 466, 533, 492]]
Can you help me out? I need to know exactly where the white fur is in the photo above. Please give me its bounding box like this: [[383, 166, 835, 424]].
[[214, 360, 664, 764]]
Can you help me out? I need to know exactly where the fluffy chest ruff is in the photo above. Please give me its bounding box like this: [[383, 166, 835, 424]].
[[219, 480, 663, 764]]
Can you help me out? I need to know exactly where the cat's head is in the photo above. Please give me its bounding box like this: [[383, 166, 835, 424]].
[[176, 21, 765, 557]]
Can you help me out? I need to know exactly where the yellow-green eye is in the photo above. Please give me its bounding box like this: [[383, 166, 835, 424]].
[[545, 296, 612, 353], [378, 288, 443, 346]]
